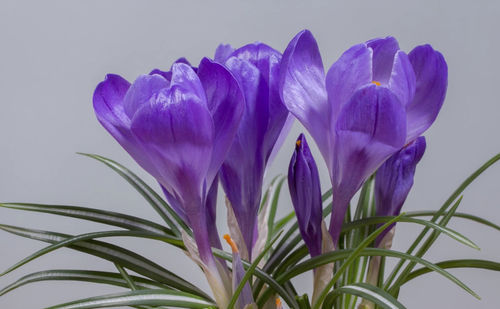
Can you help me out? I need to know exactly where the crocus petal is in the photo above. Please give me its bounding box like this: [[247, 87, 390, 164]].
[[93, 74, 131, 138], [123, 74, 170, 119], [325, 43, 372, 125], [160, 184, 187, 222], [93, 74, 158, 175], [232, 43, 289, 161], [388, 51, 416, 107], [197, 57, 245, 186], [406, 45, 448, 142], [206, 175, 222, 251], [280, 30, 331, 162], [149, 57, 196, 82], [219, 57, 268, 255], [267, 113, 294, 168], [329, 84, 407, 244], [288, 134, 323, 257], [375, 136, 426, 245], [366, 36, 400, 84], [130, 64, 214, 213], [214, 44, 235, 63]]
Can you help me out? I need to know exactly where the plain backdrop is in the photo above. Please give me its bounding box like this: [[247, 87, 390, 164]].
[[1, 1, 499, 308]]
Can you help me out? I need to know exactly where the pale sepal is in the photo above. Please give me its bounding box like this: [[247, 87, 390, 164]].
[[251, 179, 276, 265], [358, 227, 395, 309], [311, 221, 335, 306], [225, 198, 250, 261], [181, 231, 231, 308]]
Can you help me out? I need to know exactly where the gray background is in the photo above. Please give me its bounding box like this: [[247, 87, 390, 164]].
[[1, 0, 499, 308]]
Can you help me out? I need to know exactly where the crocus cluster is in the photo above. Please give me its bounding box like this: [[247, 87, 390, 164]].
[[93, 29, 447, 308]]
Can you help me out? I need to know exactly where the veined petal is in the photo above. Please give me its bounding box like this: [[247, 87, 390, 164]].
[[325, 43, 372, 124], [130, 67, 214, 210], [123, 74, 170, 119], [366, 36, 400, 84], [375, 136, 426, 245], [329, 84, 407, 243], [232, 43, 288, 162], [388, 50, 416, 107], [93, 74, 131, 137], [93, 74, 158, 174], [198, 58, 245, 186], [280, 30, 331, 162], [406, 45, 448, 142]]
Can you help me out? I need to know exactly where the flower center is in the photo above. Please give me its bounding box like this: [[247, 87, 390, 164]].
[[372, 80, 381, 86]]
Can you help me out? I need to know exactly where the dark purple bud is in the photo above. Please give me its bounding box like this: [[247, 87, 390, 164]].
[[375, 136, 427, 245], [288, 134, 323, 257]]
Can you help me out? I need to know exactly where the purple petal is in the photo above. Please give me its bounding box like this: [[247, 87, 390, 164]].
[[280, 30, 331, 164], [325, 43, 372, 125], [375, 136, 426, 245], [149, 57, 195, 82], [329, 84, 407, 244], [214, 43, 235, 63], [366, 36, 400, 84], [130, 65, 214, 212], [197, 58, 245, 186], [205, 175, 223, 251], [93, 74, 159, 174], [406, 45, 448, 142], [388, 51, 416, 107], [232, 43, 289, 161], [288, 134, 323, 257], [123, 74, 170, 119], [267, 113, 294, 167], [160, 184, 187, 222]]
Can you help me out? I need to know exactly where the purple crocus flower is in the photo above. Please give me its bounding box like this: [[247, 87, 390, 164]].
[[93, 57, 245, 306], [375, 136, 426, 245], [288, 134, 323, 257], [215, 42, 291, 258], [280, 30, 447, 245]]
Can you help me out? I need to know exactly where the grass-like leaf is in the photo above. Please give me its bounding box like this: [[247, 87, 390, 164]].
[[322, 283, 405, 309], [78, 153, 190, 236], [0, 224, 209, 299], [403, 259, 500, 283], [0, 203, 173, 236], [0, 228, 183, 277], [312, 214, 404, 309], [227, 231, 294, 309], [0, 269, 166, 297], [406, 211, 500, 232], [44, 289, 215, 309]]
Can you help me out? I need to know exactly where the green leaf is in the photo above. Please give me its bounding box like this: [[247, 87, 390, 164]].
[[0, 269, 166, 297], [384, 152, 500, 289], [227, 231, 296, 309], [212, 249, 295, 309], [403, 259, 500, 283], [386, 197, 464, 294], [78, 153, 190, 236], [322, 283, 405, 309], [0, 228, 183, 277], [0, 203, 173, 236], [312, 214, 404, 309], [44, 289, 215, 309], [406, 211, 500, 232], [0, 224, 209, 299], [266, 176, 287, 245], [342, 215, 479, 250], [267, 247, 479, 303]]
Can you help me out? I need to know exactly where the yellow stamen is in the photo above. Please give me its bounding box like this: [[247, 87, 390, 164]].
[[276, 298, 283, 309], [296, 139, 301, 148], [223, 234, 239, 253], [371, 80, 381, 86]]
